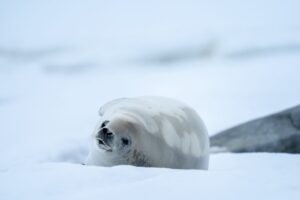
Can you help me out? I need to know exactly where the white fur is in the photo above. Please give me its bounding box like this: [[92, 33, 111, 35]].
[[86, 96, 210, 169]]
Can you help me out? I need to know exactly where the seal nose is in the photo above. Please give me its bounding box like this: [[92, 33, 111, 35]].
[[101, 127, 113, 138], [96, 127, 114, 152], [97, 127, 114, 144]]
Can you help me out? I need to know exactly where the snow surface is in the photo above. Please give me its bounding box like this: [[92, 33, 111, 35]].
[[1, 0, 300, 199], [1, 154, 300, 200]]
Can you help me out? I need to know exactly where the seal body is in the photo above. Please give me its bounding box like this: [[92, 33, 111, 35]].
[[86, 96, 209, 169]]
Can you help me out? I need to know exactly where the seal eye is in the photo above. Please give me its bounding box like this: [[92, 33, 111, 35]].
[[121, 138, 129, 145]]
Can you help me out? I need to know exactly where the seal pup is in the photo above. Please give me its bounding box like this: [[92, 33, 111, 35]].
[[86, 96, 209, 169]]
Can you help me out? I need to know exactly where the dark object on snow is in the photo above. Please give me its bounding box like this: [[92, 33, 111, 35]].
[[210, 105, 300, 153]]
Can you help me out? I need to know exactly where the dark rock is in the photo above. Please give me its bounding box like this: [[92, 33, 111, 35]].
[[210, 105, 300, 153]]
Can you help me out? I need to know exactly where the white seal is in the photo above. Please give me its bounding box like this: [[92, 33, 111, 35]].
[[86, 96, 209, 169]]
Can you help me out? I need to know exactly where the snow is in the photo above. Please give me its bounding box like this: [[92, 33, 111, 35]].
[[1, 154, 300, 200], [1, 0, 300, 199]]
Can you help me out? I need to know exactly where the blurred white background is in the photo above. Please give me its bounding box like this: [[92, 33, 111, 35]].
[[0, 0, 300, 162]]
